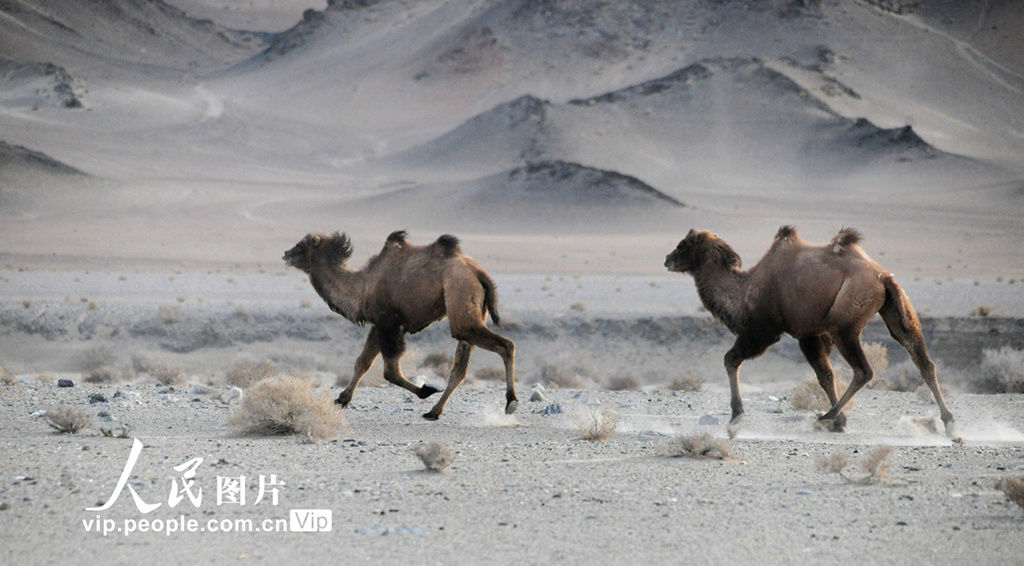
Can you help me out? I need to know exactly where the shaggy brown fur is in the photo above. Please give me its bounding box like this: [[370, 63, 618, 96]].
[[284, 231, 516, 420], [665, 226, 955, 435]]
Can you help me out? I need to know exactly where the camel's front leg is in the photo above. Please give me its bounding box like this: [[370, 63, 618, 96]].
[[423, 341, 473, 420], [378, 325, 440, 400], [723, 333, 777, 427], [336, 327, 380, 407]]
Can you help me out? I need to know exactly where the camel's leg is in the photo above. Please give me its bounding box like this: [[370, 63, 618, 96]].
[[879, 306, 956, 436], [819, 329, 872, 428], [724, 333, 777, 425], [798, 335, 846, 432], [378, 324, 440, 400], [335, 327, 380, 407], [454, 326, 517, 415], [423, 341, 473, 420]]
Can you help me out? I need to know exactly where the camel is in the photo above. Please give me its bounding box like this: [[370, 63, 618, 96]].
[[665, 226, 955, 436], [283, 230, 517, 420]]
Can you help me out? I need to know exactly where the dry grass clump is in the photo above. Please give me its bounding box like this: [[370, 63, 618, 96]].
[[419, 352, 451, 376], [44, 404, 92, 434], [82, 345, 118, 372], [816, 445, 892, 484], [975, 346, 1024, 393], [669, 371, 702, 392], [85, 366, 123, 384], [152, 365, 186, 386], [473, 367, 505, 381], [815, 449, 849, 475], [229, 376, 344, 441], [0, 363, 15, 385], [540, 364, 585, 389], [603, 374, 640, 391], [576, 408, 618, 441], [995, 475, 1024, 511], [226, 359, 276, 388], [413, 441, 454, 472], [791, 375, 851, 412], [664, 432, 732, 460]]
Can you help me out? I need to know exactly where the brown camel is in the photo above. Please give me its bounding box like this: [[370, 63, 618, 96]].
[[283, 230, 516, 420], [665, 226, 955, 436]]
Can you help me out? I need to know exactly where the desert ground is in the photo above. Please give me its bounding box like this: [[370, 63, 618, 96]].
[[2, 0, 1023, 564]]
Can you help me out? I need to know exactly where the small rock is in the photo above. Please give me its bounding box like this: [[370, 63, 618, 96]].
[[698, 414, 719, 426], [529, 389, 547, 402], [57, 379, 74, 388], [191, 384, 217, 396], [88, 393, 108, 404], [220, 386, 243, 404], [540, 403, 563, 415]]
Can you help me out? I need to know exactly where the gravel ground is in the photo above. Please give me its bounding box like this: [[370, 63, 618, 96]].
[[0, 379, 1022, 566]]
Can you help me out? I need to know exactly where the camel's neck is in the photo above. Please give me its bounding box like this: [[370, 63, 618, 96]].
[[308, 261, 367, 324], [692, 264, 749, 334]]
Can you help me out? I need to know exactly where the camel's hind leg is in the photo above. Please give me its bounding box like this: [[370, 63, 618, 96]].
[[378, 323, 440, 401], [798, 334, 846, 431], [819, 328, 872, 429], [455, 326, 517, 415], [423, 341, 473, 420], [879, 296, 956, 436], [335, 327, 380, 407]]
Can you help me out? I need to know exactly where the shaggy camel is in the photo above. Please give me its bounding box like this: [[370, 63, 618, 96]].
[[665, 226, 955, 436], [283, 230, 517, 420]]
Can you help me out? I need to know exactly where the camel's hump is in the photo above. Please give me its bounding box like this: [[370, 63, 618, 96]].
[[436, 234, 460, 255], [775, 225, 798, 242], [829, 227, 863, 254]]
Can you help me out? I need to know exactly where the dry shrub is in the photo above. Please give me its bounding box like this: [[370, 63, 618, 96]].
[[152, 365, 186, 386], [861, 445, 892, 482], [420, 352, 451, 375], [157, 304, 182, 323], [791, 374, 851, 412], [604, 374, 640, 391], [541, 364, 584, 389], [44, 404, 92, 434], [996, 475, 1024, 511], [972, 305, 993, 317], [669, 372, 702, 392], [815, 449, 849, 475], [414, 441, 453, 472], [0, 363, 15, 385], [577, 408, 618, 441], [864, 342, 889, 376], [664, 432, 732, 460], [85, 366, 123, 384], [976, 347, 1024, 393], [473, 367, 505, 381], [816, 445, 892, 484], [229, 376, 345, 441], [226, 359, 276, 388], [82, 345, 118, 372]]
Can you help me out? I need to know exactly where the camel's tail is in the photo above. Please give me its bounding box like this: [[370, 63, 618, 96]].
[[477, 270, 502, 327], [880, 274, 920, 335]]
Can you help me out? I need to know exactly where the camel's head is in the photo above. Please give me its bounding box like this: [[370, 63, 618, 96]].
[[665, 229, 741, 273], [283, 232, 353, 273]]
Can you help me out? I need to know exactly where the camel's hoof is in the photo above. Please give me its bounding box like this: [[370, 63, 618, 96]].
[[334, 397, 349, 407], [815, 414, 845, 432], [728, 413, 743, 426], [505, 399, 518, 415], [421, 412, 440, 421], [944, 420, 959, 440], [417, 384, 441, 399]]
